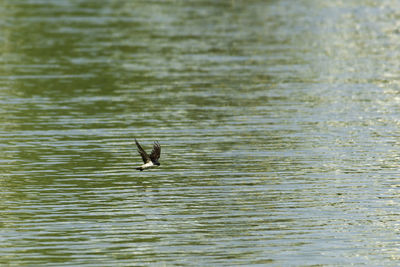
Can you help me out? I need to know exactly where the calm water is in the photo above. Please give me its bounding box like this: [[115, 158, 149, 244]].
[[1, 0, 400, 266]]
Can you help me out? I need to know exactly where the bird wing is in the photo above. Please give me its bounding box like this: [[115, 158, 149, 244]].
[[149, 141, 161, 161], [135, 139, 150, 163]]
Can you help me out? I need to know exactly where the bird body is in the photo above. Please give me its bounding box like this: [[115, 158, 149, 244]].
[[136, 161, 156, 171], [134, 139, 161, 171]]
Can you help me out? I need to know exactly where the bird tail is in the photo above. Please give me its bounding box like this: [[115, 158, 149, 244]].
[[136, 167, 143, 171]]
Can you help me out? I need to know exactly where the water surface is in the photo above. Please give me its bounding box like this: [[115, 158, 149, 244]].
[[1, 0, 400, 266]]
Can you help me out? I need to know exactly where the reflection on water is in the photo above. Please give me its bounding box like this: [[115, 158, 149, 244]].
[[1, 0, 400, 265]]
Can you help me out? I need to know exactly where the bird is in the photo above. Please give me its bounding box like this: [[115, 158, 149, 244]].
[[134, 138, 161, 171]]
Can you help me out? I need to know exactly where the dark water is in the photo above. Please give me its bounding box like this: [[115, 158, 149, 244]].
[[1, 0, 400, 266]]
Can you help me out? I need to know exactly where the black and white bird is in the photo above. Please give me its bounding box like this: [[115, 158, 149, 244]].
[[134, 138, 161, 171]]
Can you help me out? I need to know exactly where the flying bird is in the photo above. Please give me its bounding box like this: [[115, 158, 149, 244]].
[[134, 138, 161, 171]]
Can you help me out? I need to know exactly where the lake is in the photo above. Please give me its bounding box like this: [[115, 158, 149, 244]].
[[1, 0, 399, 266]]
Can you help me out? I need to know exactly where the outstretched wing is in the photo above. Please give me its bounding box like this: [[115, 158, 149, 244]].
[[149, 141, 161, 161], [135, 139, 150, 163]]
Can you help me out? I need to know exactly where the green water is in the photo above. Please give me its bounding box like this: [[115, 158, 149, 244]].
[[1, 0, 400, 266]]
